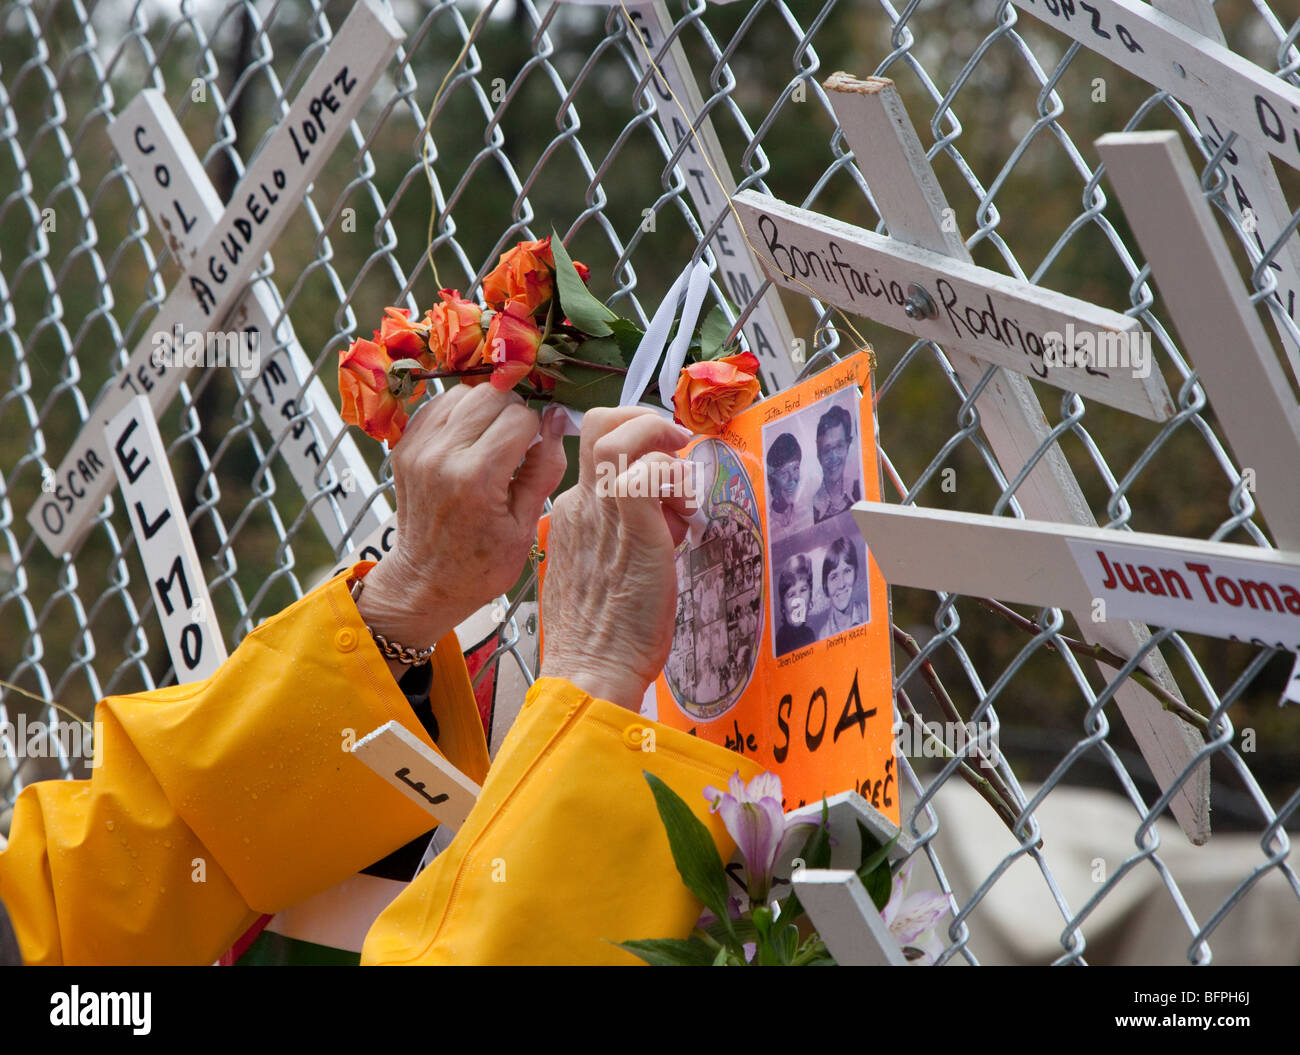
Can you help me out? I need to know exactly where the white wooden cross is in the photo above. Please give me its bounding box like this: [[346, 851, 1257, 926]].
[[26, 0, 403, 557], [1097, 128, 1300, 707], [1151, 0, 1300, 371], [855, 503, 1300, 651], [105, 89, 390, 553], [1011, 0, 1300, 173], [619, 1, 799, 392], [742, 73, 1209, 843], [104, 395, 229, 681]]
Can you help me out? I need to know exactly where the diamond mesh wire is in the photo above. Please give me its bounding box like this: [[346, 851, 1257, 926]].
[[1, 0, 1298, 965]]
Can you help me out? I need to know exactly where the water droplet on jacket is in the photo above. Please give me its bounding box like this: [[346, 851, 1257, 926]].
[[105, 820, 115, 831]]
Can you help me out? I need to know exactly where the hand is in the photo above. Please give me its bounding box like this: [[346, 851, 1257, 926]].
[[357, 384, 568, 650], [539, 407, 695, 711]]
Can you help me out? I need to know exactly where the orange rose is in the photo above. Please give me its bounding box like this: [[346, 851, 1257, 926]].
[[482, 237, 555, 315], [672, 351, 761, 435], [482, 301, 544, 391], [427, 289, 485, 371], [378, 306, 434, 366], [338, 336, 423, 447]]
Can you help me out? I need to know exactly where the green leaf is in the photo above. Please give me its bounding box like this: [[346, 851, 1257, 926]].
[[703, 915, 757, 948], [774, 924, 801, 965], [614, 937, 718, 966], [643, 772, 736, 941], [551, 229, 616, 337], [607, 317, 645, 365], [571, 336, 624, 369], [857, 822, 900, 879], [864, 859, 893, 912], [698, 303, 735, 361]]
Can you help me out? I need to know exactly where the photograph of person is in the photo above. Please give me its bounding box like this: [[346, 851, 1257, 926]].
[[768, 517, 872, 658], [812, 403, 862, 523], [821, 534, 869, 635], [774, 553, 816, 656], [765, 431, 813, 541]]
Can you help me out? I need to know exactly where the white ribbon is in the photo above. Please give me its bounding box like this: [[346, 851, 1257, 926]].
[[551, 259, 713, 436]]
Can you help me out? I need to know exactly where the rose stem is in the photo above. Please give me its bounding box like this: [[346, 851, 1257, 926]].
[[891, 624, 1023, 814], [972, 597, 1209, 734]]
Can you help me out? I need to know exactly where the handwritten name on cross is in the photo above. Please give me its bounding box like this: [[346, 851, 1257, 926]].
[[27, 0, 402, 557]]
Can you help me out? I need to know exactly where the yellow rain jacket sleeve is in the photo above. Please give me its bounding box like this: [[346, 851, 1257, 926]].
[[0, 564, 759, 965]]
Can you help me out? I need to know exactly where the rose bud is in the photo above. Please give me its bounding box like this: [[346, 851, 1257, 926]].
[[338, 336, 423, 446], [672, 351, 761, 435], [482, 236, 555, 315], [482, 300, 544, 391], [378, 306, 434, 366], [427, 289, 485, 371]]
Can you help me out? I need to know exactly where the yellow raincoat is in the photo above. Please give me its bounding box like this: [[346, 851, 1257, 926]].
[[0, 563, 760, 965]]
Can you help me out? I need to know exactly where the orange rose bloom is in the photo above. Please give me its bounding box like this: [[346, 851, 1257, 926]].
[[338, 336, 422, 447], [482, 237, 555, 315], [672, 351, 761, 435], [427, 289, 485, 371], [378, 306, 434, 366], [482, 301, 544, 391]]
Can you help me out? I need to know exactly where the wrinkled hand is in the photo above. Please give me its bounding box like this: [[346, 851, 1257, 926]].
[[539, 407, 695, 711], [358, 384, 568, 649]]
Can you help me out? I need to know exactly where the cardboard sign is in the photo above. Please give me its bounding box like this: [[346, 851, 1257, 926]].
[[105, 396, 228, 681], [731, 190, 1174, 421], [105, 90, 390, 551], [27, 0, 403, 556], [1011, 0, 1300, 173], [621, 2, 798, 392]]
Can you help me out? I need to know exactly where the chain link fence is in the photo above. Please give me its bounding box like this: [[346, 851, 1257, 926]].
[[2, 0, 1299, 965]]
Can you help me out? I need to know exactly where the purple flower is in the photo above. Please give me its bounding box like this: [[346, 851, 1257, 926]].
[[704, 771, 818, 905], [881, 859, 950, 965]]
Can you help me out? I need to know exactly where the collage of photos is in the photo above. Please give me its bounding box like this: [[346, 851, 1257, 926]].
[[763, 390, 872, 657], [664, 441, 765, 721]]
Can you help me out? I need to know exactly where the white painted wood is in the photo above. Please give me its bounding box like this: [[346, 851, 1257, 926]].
[[27, 0, 403, 556], [104, 396, 229, 681], [265, 872, 409, 953], [769, 790, 912, 908], [350, 719, 481, 830], [828, 73, 1208, 843], [854, 501, 1300, 646], [1011, 0, 1300, 172], [107, 90, 390, 551], [622, 3, 798, 391], [1097, 131, 1300, 547], [1151, 0, 1300, 377], [792, 869, 907, 966], [329, 512, 398, 579], [731, 189, 1174, 420], [1282, 654, 1300, 706]]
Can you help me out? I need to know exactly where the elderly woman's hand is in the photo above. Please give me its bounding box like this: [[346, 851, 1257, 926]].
[[357, 384, 568, 650], [539, 407, 695, 711]]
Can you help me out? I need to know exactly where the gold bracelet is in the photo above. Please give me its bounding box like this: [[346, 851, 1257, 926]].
[[349, 577, 436, 667]]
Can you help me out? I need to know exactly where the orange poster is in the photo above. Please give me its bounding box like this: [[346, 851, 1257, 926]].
[[539, 350, 896, 819], [653, 351, 895, 818]]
